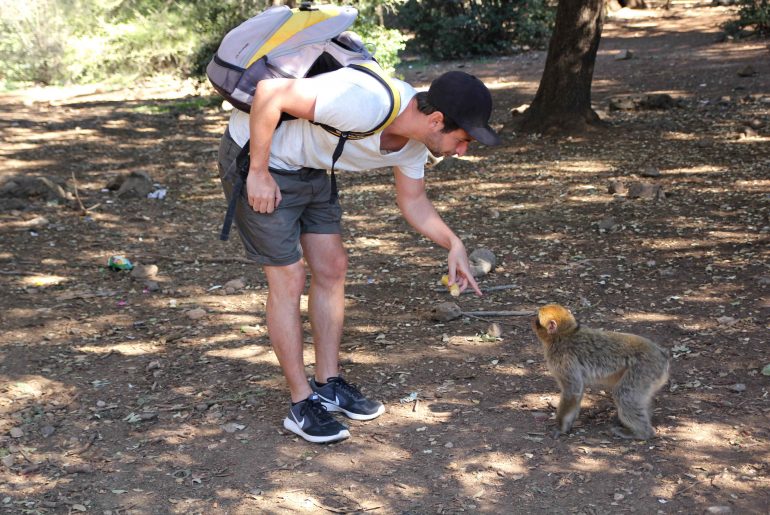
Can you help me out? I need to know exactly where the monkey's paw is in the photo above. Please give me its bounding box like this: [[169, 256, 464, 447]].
[[550, 428, 564, 439]]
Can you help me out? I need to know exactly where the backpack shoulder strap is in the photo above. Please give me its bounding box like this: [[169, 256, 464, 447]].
[[346, 62, 401, 137], [312, 61, 401, 140]]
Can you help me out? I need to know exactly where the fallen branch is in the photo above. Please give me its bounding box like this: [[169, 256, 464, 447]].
[[434, 283, 518, 294], [430, 303, 532, 324], [71, 171, 102, 214]]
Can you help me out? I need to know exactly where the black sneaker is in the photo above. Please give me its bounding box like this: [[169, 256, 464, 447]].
[[283, 393, 350, 443], [310, 376, 385, 421]]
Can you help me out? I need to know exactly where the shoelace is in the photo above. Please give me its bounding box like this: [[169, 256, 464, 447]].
[[329, 378, 364, 400], [300, 398, 335, 424]]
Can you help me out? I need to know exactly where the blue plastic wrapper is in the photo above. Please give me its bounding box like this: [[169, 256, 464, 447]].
[[108, 255, 134, 271]]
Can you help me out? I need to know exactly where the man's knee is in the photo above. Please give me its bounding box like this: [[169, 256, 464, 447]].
[[266, 262, 307, 298], [311, 251, 348, 285]]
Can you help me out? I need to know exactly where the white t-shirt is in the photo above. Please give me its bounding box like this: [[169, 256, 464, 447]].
[[227, 67, 428, 179]]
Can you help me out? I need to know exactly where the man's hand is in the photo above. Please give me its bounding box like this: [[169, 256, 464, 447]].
[[447, 242, 482, 296], [246, 170, 282, 213]]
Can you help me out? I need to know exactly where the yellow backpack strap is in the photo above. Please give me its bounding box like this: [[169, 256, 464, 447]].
[[346, 62, 401, 137]]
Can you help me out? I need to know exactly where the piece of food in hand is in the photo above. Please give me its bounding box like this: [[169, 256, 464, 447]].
[[440, 275, 461, 297]]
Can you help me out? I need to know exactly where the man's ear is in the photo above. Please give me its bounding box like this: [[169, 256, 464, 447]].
[[427, 111, 444, 130]]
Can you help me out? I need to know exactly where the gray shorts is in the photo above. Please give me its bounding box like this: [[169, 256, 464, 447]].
[[218, 129, 342, 266]]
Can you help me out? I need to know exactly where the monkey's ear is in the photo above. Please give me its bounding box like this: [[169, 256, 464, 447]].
[[546, 320, 558, 334]]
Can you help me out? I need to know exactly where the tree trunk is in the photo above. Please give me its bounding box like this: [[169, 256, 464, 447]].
[[517, 0, 605, 136]]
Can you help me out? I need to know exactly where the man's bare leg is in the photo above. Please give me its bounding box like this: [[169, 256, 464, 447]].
[[263, 261, 314, 403], [300, 233, 347, 383]]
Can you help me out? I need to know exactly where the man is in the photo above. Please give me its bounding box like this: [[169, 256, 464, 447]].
[[217, 68, 500, 443]]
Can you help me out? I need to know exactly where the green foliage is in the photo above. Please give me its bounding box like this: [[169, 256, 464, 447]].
[[397, 0, 555, 60], [723, 0, 770, 37]]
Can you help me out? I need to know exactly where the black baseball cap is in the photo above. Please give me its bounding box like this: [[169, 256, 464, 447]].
[[426, 71, 501, 146]]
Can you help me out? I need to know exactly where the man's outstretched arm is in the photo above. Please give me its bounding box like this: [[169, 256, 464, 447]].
[[393, 167, 481, 295]]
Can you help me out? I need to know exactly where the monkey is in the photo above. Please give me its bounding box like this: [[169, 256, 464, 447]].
[[532, 304, 670, 440]]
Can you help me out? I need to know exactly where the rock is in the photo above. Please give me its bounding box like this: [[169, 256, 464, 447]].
[[469, 247, 496, 277], [640, 93, 675, 110], [615, 49, 633, 60], [608, 180, 628, 195], [130, 263, 158, 280], [609, 95, 639, 111], [627, 182, 665, 201], [186, 308, 207, 320], [224, 277, 246, 294], [144, 280, 160, 292], [737, 65, 756, 77], [115, 171, 154, 199], [705, 506, 733, 514], [430, 302, 462, 322], [1, 454, 14, 467], [0, 176, 69, 201], [40, 425, 56, 438], [748, 118, 764, 129], [510, 103, 529, 116], [640, 165, 661, 177], [598, 217, 618, 232], [729, 383, 746, 392], [9, 428, 23, 438], [486, 323, 502, 338], [740, 127, 758, 139]]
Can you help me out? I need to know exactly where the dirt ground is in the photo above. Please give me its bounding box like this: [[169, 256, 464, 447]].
[[1, 4, 768, 514]]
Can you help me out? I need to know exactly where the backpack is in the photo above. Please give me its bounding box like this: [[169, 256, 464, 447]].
[[207, 2, 401, 241]]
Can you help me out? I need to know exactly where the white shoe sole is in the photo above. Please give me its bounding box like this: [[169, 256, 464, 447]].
[[322, 402, 385, 421], [282, 417, 350, 443]]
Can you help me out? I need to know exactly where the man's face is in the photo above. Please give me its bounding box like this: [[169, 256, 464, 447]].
[[426, 126, 472, 158]]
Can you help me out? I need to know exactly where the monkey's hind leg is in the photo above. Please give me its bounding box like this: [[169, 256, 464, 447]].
[[611, 372, 655, 440]]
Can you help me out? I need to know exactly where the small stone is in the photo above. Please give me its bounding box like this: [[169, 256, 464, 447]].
[[729, 383, 746, 393], [613, 493, 625, 501], [510, 103, 529, 116], [640, 165, 661, 177], [41, 425, 56, 438], [430, 302, 462, 322], [486, 323, 502, 338], [223, 278, 246, 292], [469, 247, 496, 277], [1, 455, 14, 467], [598, 217, 618, 232], [615, 49, 633, 60], [705, 506, 733, 514], [9, 428, 23, 438], [608, 180, 628, 195], [131, 264, 158, 280], [186, 308, 207, 320], [444, 442, 454, 448], [144, 280, 160, 292], [737, 65, 756, 77]]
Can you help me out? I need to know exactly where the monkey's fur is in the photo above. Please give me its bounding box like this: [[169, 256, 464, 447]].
[[532, 304, 670, 440]]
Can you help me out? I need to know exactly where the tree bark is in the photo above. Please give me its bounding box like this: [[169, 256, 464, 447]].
[[517, 0, 605, 136]]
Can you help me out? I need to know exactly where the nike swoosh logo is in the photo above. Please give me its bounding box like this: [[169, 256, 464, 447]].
[[293, 413, 305, 427], [319, 393, 340, 405]]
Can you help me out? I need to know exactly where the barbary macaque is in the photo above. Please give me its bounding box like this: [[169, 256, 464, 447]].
[[532, 304, 670, 440]]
